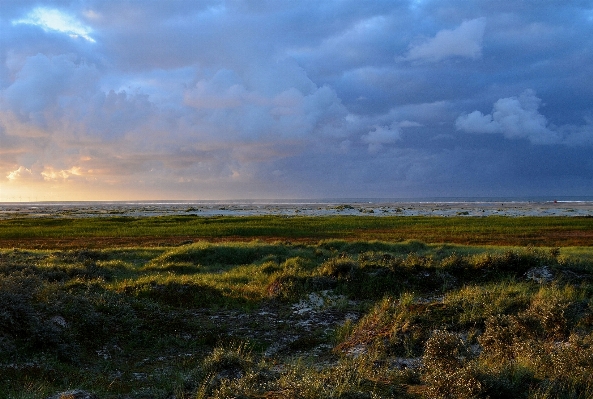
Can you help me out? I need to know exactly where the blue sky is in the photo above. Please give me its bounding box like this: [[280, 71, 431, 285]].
[[1, 0, 592, 200]]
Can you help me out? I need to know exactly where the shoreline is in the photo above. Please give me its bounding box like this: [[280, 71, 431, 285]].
[[1, 200, 593, 219]]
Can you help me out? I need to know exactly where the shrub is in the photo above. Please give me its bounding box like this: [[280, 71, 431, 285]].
[[478, 315, 522, 362], [422, 330, 482, 399], [266, 273, 297, 300], [0, 273, 70, 360], [524, 287, 571, 340], [335, 294, 434, 357], [440, 252, 468, 271], [125, 279, 227, 307], [320, 257, 359, 280], [203, 341, 253, 376]]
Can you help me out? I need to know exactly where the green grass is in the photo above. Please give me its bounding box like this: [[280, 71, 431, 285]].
[[1, 218, 593, 398], [0, 215, 592, 246]]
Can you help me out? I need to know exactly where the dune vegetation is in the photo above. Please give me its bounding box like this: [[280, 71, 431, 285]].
[[1, 215, 593, 398]]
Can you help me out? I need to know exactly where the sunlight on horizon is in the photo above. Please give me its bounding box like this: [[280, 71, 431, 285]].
[[0, 183, 37, 202], [0, 181, 211, 202], [0, 181, 106, 202]]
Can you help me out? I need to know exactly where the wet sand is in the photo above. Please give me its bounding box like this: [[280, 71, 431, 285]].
[[1, 200, 592, 219]]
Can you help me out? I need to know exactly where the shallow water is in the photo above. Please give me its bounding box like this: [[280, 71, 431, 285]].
[[1, 199, 592, 219]]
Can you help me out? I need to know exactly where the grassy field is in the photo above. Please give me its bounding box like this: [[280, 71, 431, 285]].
[[1, 215, 593, 247], [1, 215, 593, 398]]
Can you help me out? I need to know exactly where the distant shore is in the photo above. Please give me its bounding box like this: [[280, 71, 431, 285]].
[[1, 200, 592, 219]]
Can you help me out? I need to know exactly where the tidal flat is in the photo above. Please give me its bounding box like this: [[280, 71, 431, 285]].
[[2, 199, 593, 219], [1, 208, 593, 398]]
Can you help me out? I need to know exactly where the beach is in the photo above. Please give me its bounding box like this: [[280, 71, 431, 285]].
[[1, 200, 592, 219]]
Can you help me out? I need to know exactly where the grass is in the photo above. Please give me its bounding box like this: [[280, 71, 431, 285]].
[[1, 216, 593, 398], [0, 215, 592, 247]]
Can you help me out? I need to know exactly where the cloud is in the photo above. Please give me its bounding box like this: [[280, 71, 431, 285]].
[[405, 18, 486, 62], [41, 166, 83, 181], [12, 6, 95, 42], [558, 117, 593, 146], [1, 1, 593, 199], [397, 120, 423, 128], [361, 125, 402, 153], [387, 100, 453, 126], [183, 67, 348, 141], [1, 53, 99, 125], [6, 166, 33, 181], [456, 89, 561, 144], [77, 89, 154, 139]]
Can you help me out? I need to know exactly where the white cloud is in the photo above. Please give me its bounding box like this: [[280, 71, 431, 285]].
[[6, 166, 33, 181], [12, 7, 95, 43], [361, 125, 402, 153], [405, 18, 486, 62], [456, 89, 561, 144], [184, 69, 255, 110], [41, 166, 83, 181], [456, 110, 501, 134]]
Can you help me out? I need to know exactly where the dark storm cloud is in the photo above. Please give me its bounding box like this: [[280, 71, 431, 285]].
[[0, 0, 592, 199]]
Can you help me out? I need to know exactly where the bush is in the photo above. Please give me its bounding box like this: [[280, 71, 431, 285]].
[[125, 279, 227, 307], [320, 257, 359, 280], [422, 330, 482, 399], [478, 315, 522, 362], [203, 341, 253, 376], [335, 294, 435, 358], [0, 273, 70, 360]]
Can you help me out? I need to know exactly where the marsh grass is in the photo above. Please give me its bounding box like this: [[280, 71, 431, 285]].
[[1, 237, 593, 398], [1, 215, 593, 247]]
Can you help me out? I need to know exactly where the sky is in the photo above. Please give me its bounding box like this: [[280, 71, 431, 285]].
[[1, 0, 592, 201]]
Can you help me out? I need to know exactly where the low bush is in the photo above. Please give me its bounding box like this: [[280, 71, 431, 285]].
[[319, 256, 359, 280], [421, 330, 482, 399]]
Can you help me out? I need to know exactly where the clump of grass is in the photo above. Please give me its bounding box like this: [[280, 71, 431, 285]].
[[203, 341, 254, 378], [319, 256, 359, 280], [190, 341, 280, 399], [0, 272, 72, 361], [119, 276, 229, 308], [444, 280, 533, 327], [203, 353, 406, 399], [335, 293, 435, 358]]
